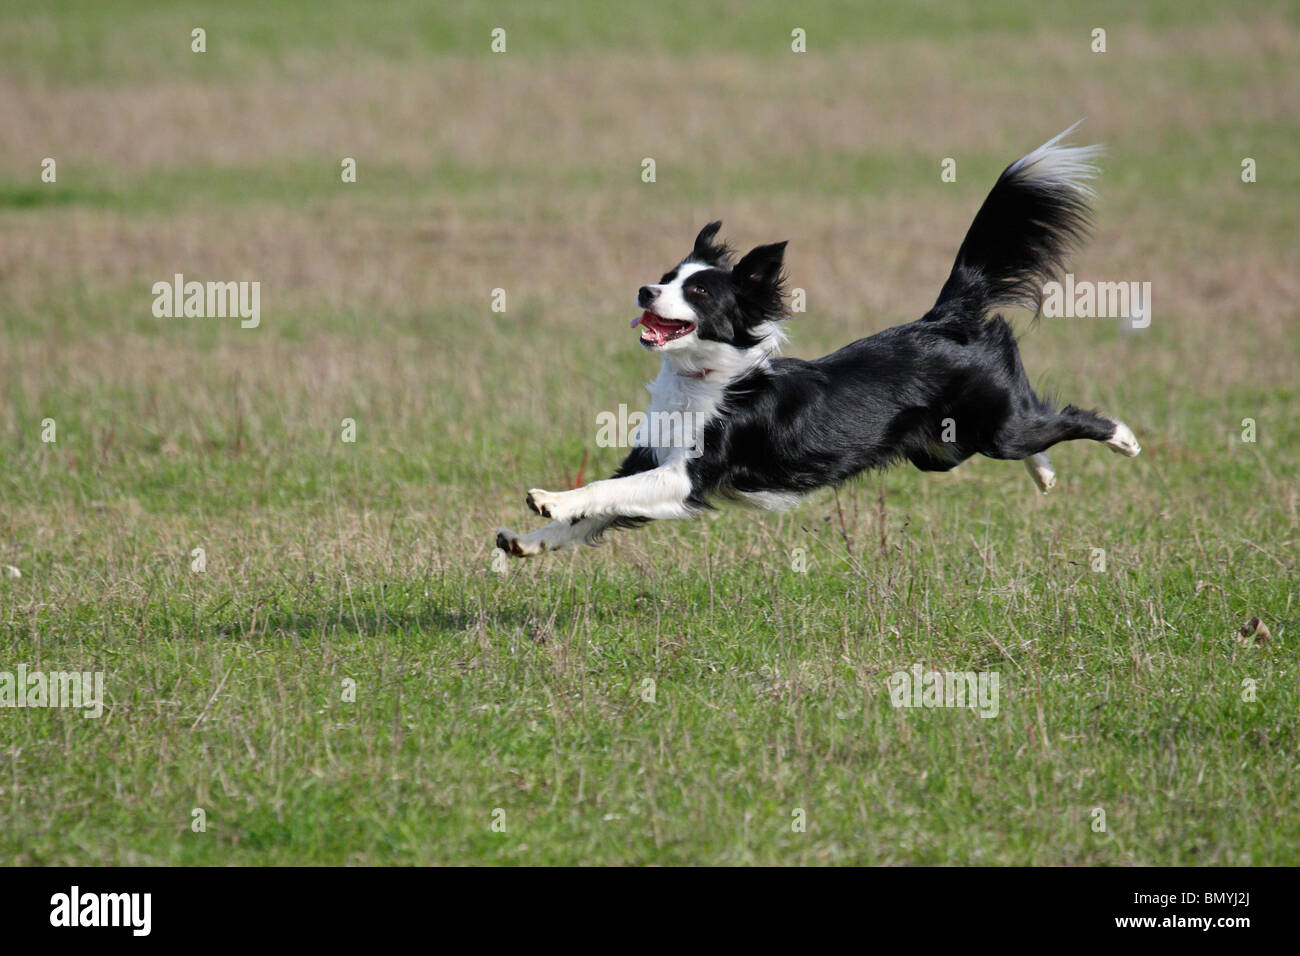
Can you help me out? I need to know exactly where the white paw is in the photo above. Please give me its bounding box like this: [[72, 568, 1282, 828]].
[[526, 488, 581, 522], [1024, 454, 1056, 493], [495, 528, 546, 558], [525, 488, 558, 518], [1106, 421, 1141, 457]]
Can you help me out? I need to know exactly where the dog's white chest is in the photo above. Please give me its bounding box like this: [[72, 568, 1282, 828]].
[[642, 362, 726, 464]]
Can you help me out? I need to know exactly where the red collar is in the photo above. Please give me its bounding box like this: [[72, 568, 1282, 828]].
[[681, 369, 713, 379]]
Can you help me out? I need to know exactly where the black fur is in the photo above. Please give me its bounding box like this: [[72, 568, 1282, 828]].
[[498, 130, 1135, 559], [682, 144, 1116, 505]]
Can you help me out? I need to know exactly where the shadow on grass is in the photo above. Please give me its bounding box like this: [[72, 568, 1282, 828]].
[[216, 603, 578, 642]]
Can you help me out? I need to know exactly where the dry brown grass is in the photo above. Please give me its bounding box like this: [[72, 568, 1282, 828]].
[[4, 19, 1297, 170]]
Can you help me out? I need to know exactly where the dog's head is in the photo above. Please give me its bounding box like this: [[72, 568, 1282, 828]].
[[632, 222, 788, 356]]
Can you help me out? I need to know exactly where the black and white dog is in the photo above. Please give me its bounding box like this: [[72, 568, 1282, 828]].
[[496, 126, 1140, 558]]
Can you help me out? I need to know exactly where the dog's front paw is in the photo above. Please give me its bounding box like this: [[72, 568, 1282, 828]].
[[526, 488, 580, 521], [495, 528, 546, 558], [525, 489, 551, 517]]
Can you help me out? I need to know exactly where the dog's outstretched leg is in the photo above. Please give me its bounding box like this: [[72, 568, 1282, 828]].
[[1104, 419, 1142, 457], [525, 459, 695, 523], [1023, 453, 1056, 493], [496, 447, 669, 558], [496, 517, 619, 558], [986, 406, 1140, 461]]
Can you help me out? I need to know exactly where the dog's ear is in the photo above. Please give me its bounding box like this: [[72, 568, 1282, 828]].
[[694, 220, 722, 252], [734, 241, 788, 289], [691, 221, 730, 266]]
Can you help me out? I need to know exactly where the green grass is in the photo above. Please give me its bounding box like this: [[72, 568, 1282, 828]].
[[5, 0, 1278, 85], [1, 0, 1297, 864]]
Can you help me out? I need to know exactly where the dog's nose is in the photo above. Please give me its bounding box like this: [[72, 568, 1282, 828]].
[[638, 286, 659, 307]]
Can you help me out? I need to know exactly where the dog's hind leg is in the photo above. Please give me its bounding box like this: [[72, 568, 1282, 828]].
[[1023, 452, 1056, 493], [986, 405, 1139, 460], [1104, 419, 1142, 457], [984, 405, 1139, 493]]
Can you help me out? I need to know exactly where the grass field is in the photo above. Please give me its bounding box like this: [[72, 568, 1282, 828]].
[[1, 0, 1297, 865]]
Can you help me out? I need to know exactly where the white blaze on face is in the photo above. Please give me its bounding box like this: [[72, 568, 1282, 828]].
[[641, 261, 713, 321]]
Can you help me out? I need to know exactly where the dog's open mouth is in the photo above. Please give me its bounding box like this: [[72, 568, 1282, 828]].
[[631, 311, 695, 347]]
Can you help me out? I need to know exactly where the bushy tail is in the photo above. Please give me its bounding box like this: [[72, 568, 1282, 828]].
[[934, 123, 1102, 317]]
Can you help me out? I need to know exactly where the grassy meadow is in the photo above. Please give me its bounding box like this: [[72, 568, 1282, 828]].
[[0, 1, 1297, 864]]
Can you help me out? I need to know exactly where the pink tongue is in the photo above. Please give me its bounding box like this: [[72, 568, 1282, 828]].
[[631, 312, 667, 345]]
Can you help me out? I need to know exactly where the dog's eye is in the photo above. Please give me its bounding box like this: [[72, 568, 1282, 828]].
[[686, 285, 708, 297]]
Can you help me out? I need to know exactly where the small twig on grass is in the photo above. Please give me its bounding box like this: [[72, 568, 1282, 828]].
[[190, 661, 237, 732], [567, 449, 590, 489], [832, 486, 855, 559], [876, 479, 888, 555], [1031, 648, 1050, 754], [982, 630, 1024, 675]]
